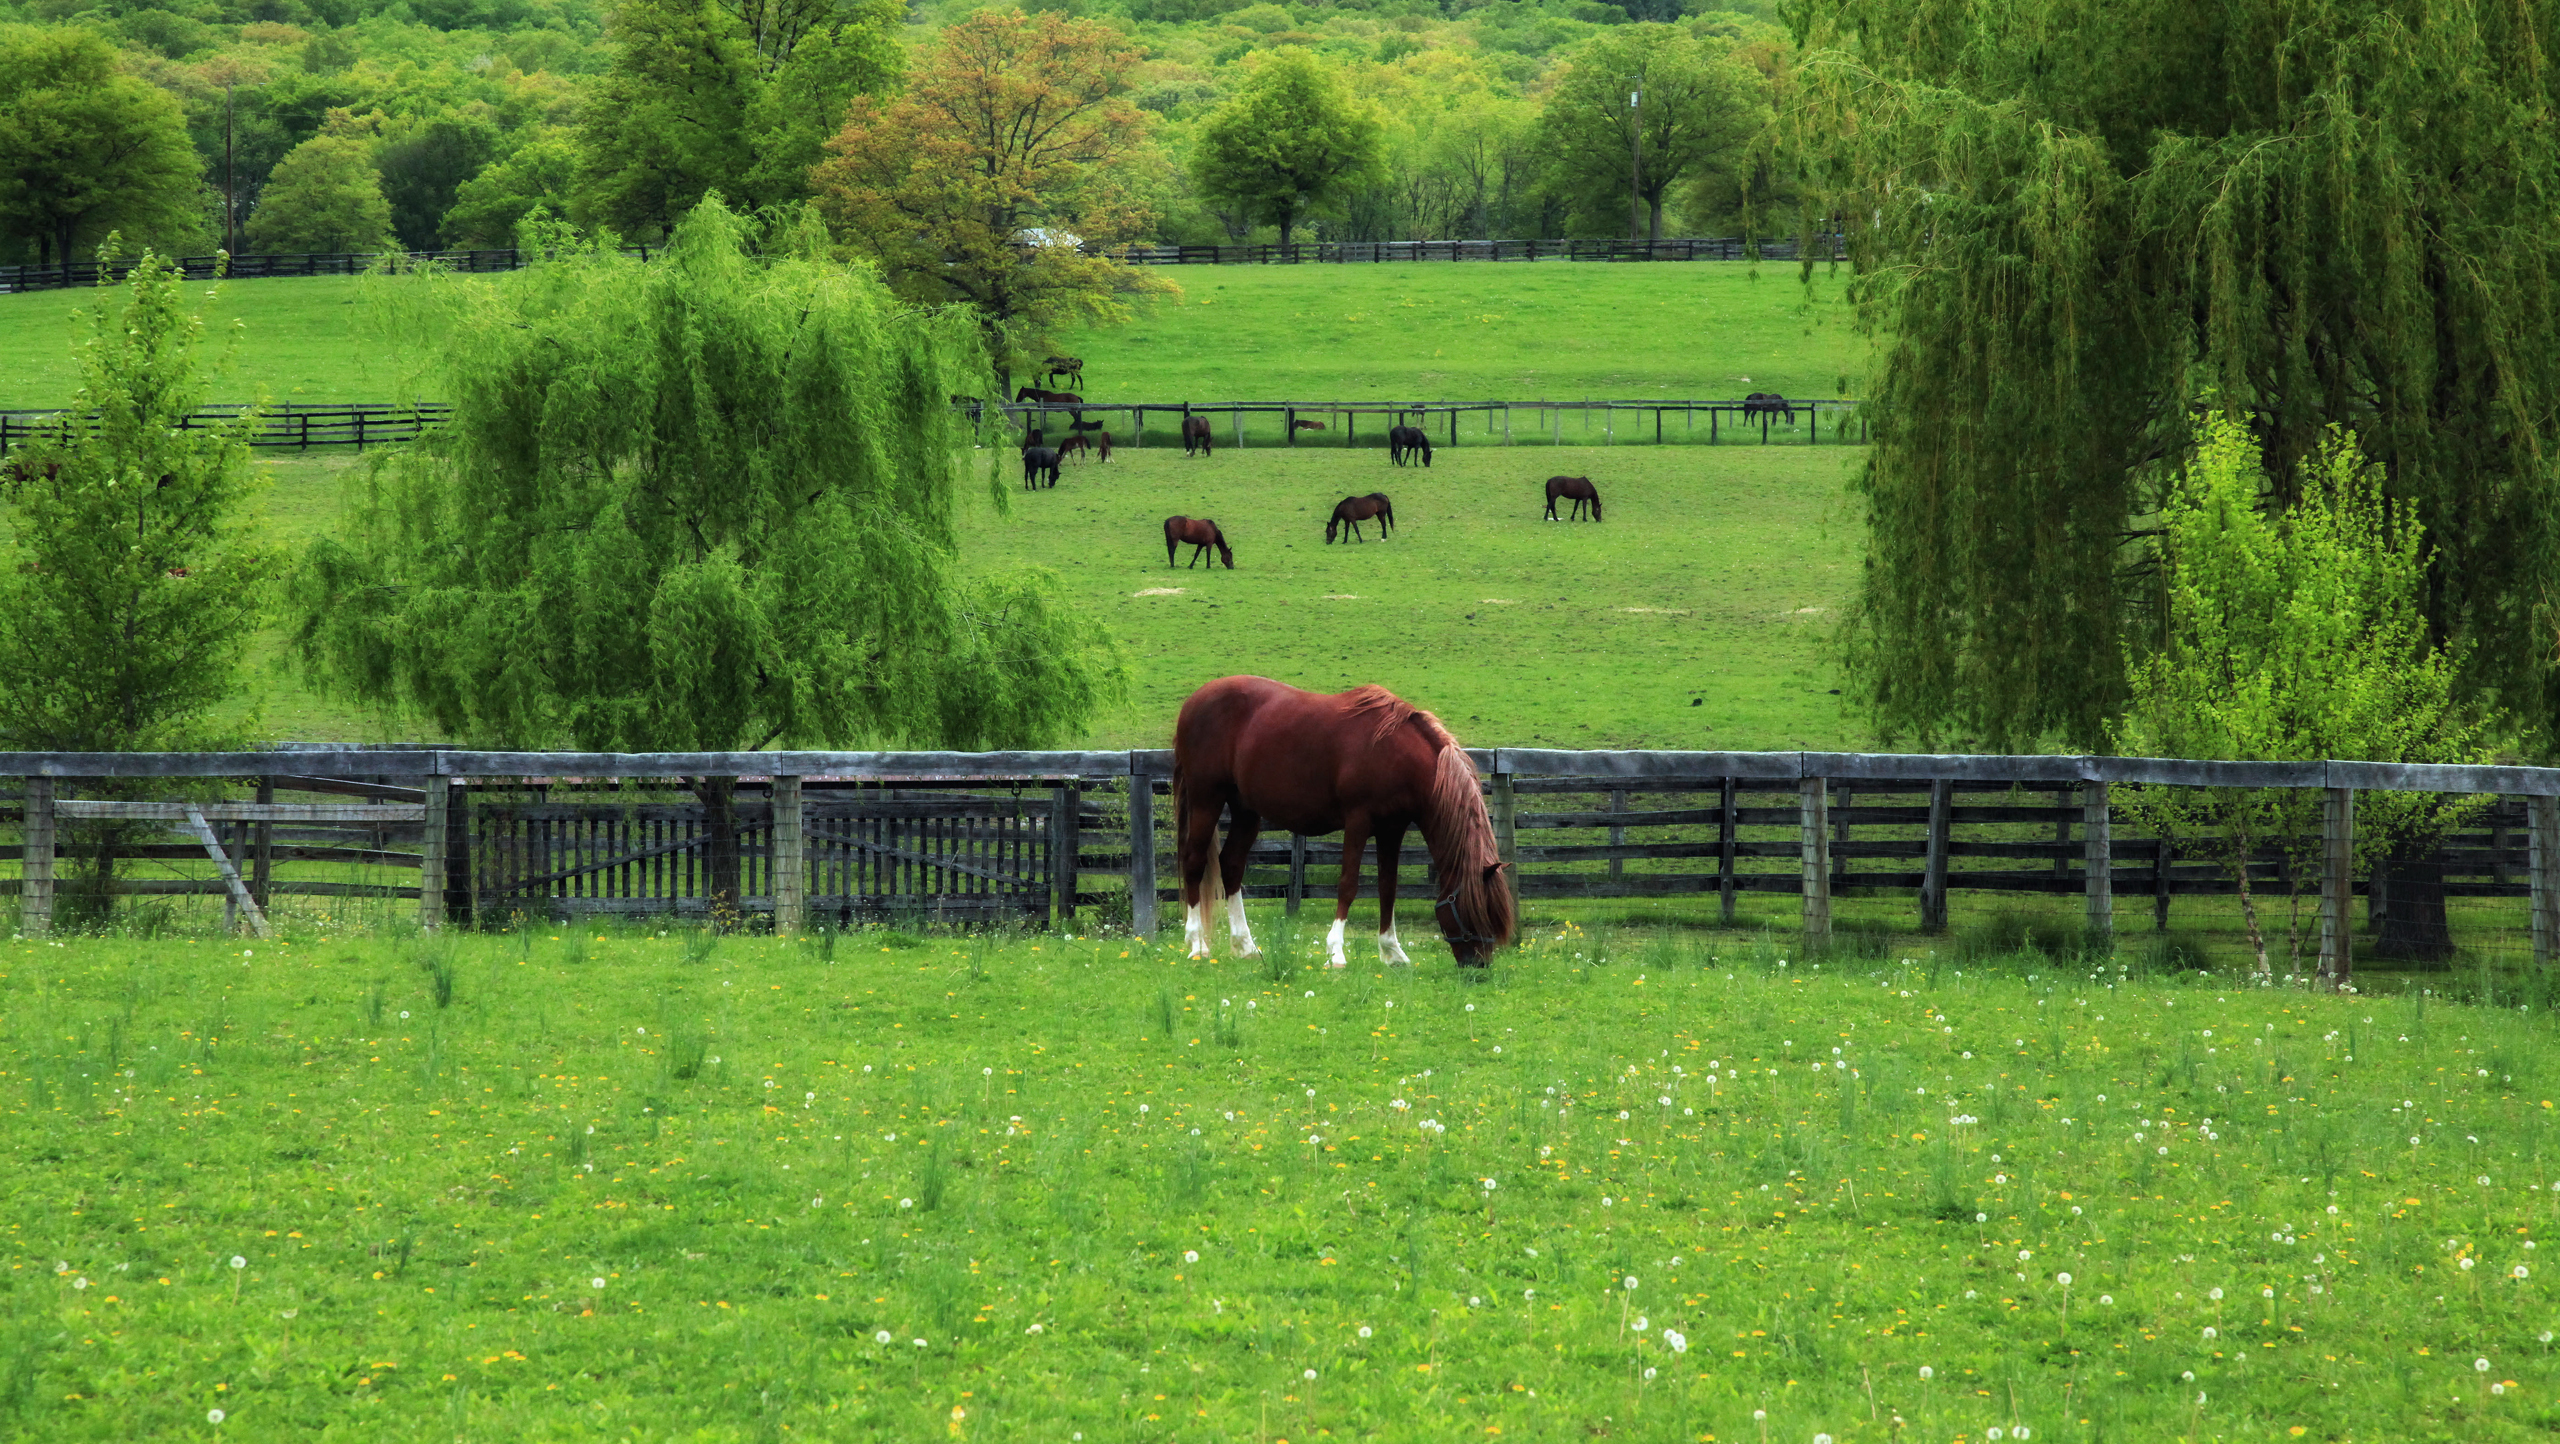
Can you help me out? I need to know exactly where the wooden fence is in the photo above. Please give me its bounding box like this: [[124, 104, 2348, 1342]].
[[994, 398, 1864, 448], [0, 403, 452, 453], [0, 237, 1836, 294], [4, 749, 2556, 981]]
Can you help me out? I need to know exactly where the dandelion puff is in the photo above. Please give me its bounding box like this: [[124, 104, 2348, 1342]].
[[1358, 1325, 1372, 1339], [230, 1256, 246, 1270], [1919, 1367, 1933, 1381], [2478, 1358, 2493, 1373], [1184, 1250, 1199, 1264], [2516, 1266, 2531, 1279], [913, 1338, 926, 1349], [1304, 1369, 1317, 1381], [208, 1410, 225, 1424], [591, 1277, 606, 1289], [875, 1331, 892, 1344]]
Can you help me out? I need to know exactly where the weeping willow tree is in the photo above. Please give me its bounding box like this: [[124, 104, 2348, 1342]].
[[1797, 0, 2560, 760], [292, 198, 1127, 919]]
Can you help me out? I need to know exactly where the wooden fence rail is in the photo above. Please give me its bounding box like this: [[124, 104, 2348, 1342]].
[[992, 398, 1865, 448], [5, 749, 2556, 983], [0, 237, 1837, 294], [1, 403, 452, 453]]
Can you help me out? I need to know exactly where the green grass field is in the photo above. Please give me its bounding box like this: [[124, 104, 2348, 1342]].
[[0, 262, 1864, 410], [6, 922, 2556, 1440]]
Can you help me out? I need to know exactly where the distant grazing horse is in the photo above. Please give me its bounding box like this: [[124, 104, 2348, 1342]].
[[1742, 392, 1794, 425], [1163, 516, 1233, 569], [1172, 676, 1516, 969], [1042, 355, 1085, 388], [1014, 386, 1082, 408], [1544, 475, 1602, 521], [1022, 445, 1061, 489], [1326, 493, 1395, 543], [1387, 425, 1433, 467], [1057, 431, 1113, 463], [1182, 416, 1215, 456], [1293, 418, 1326, 432]]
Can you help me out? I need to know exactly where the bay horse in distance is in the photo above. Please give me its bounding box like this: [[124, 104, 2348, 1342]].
[[1742, 392, 1794, 425], [1182, 415, 1214, 456], [1387, 424, 1433, 467], [1014, 386, 1081, 407], [1173, 676, 1515, 968], [1325, 492, 1395, 543], [1057, 431, 1112, 462], [1163, 516, 1233, 569], [1042, 355, 1084, 388], [1544, 475, 1601, 520]]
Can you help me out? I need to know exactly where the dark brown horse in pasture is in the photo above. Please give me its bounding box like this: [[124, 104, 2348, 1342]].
[[1293, 418, 1326, 432], [1742, 392, 1794, 424], [1014, 386, 1082, 407], [1163, 516, 1233, 569], [1387, 424, 1433, 467], [1325, 492, 1395, 543], [1022, 445, 1061, 488], [1544, 475, 1601, 521], [1057, 431, 1113, 462], [1182, 415, 1214, 456], [1042, 355, 1084, 388], [1172, 676, 1515, 968]]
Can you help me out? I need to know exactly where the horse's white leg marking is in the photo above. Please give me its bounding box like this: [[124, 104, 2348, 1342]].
[[1377, 922, 1412, 967], [1228, 891, 1262, 957], [1184, 902, 1212, 960], [1325, 916, 1349, 970]]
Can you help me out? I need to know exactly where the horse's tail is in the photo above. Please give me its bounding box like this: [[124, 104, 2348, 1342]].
[[1183, 770, 1227, 930], [1422, 740, 1516, 954], [1382, 496, 1397, 533]]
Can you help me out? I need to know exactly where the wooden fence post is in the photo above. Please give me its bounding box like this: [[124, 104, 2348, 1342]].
[[773, 774, 804, 935], [2322, 787, 2357, 986], [1717, 777, 1737, 925], [419, 774, 447, 933], [2527, 793, 2556, 967], [1287, 833, 1306, 916], [1490, 770, 1519, 911], [1607, 789, 1627, 883], [1921, 778, 1951, 932], [252, 776, 273, 911], [1800, 776, 1831, 946], [1128, 778, 1157, 937], [1050, 784, 1078, 930], [20, 777, 53, 938], [2083, 781, 2113, 945]]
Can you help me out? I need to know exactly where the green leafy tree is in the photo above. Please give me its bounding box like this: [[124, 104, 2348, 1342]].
[[1537, 24, 1768, 239], [1190, 50, 1385, 246], [2114, 416, 2489, 986], [813, 10, 1173, 386], [0, 25, 206, 267], [441, 128, 580, 249], [377, 113, 497, 251], [0, 251, 275, 921], [246, 118, 394, 252], [289, 199, 1128, 918], [575, 0, 900, 242], [1803, 0, 2560, 760]]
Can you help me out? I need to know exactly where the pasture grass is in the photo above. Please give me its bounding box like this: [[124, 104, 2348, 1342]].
[[4, 917, 2556, 1441], [0, 262, 1864, 409]]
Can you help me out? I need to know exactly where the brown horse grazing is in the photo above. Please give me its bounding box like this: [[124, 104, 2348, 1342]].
[[1387, 424, 1433, 467], [1014, 386, 1082, 407], [1163, 515, 1233, 569], [1022, 446, 1061, 488], [1172, 677, 1515, 968], [1325, 492, 1395, 543], [1057, 431, 1113, 462], [1182, 415, 1214, 456], [1042, 355, 1084, 388], [1543, 475, 1601, 521], [1292, 418, 1326, 432]]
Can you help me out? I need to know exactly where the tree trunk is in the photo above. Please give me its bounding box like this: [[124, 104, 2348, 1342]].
[[693, 776, 744, 930], [1648, 195, 1664, 241], [2373, 835, 2455, 962]]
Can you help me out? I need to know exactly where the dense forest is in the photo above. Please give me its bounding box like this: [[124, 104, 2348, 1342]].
[[0, 0, 1791, 266]]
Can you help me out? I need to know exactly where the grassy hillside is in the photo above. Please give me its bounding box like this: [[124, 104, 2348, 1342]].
[[0, 262, 1864, 409]]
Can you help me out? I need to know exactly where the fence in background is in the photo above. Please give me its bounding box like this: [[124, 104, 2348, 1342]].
[[995, 397, 1864, 448], [0, 237, 1838, 294], [0, 403, 452, 453], [4, 749, 2555, 984]]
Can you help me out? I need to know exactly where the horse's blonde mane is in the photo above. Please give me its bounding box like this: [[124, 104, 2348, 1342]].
[[1342, 684, 1454, 751], [1339, 685, 1516, 953]]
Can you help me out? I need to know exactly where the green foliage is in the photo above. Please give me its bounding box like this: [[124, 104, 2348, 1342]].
[[0, 25, 206, 266], [245, 123, 397, 252], [0, 251, 274, 753], [287, 195, 1126, 755], [1535, 22, 1768, 238], [573, 0, 899, 242], [377, 112, 498, 250], [1810, 0, 2560, 753], [2115, 415, 2491, 976], [1190, 49, 1387, 245], [439, 128, 578, 248]]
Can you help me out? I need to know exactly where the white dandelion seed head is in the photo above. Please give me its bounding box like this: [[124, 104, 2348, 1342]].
[[208, 1410, 225, 1424], [875, 1330, 892, 1344]]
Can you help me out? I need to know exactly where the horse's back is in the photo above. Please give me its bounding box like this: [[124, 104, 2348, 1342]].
[[1176, 677, 1439, 830]]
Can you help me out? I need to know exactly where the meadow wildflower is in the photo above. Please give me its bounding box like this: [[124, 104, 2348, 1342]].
[[208, 1410, 225, 1424], [876, 1331, 892, 1344]]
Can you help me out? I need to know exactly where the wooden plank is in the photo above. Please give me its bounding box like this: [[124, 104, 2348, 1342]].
[[267, 774, 428, 802], [2084, 781, 2112, 942], [1516, 805, 1731, 829], [182, 805, 273, 939], [1287, 833, 1306, 916], [773, 775, 805, 935], [1607, 788, 1626, 883], [251, 777, 273, 910], [1800, 777, 1830, 944], [2322, 787, 2355, 986], [53, 801, 427, 822], [1490, 772, 1520, 910], [1921, 778, 1950, 932], [419, 780, 447, 933], [20, 777, 52, 937], [1128, 780, 1156, 937], [1050, 785, 1076, 928], [1718, 777, 1737, 925], [2530, 794, 2558, 968]]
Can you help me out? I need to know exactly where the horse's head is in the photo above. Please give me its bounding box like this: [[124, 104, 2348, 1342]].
[[1216, 536, 1235, 569], [1436, 862, 1516, 968], [1323, 516, 1338, 544]]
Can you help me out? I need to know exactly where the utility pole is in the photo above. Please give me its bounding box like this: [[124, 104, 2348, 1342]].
[[223, 78, 238, 257], [1628, 87, 1645, 241]]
